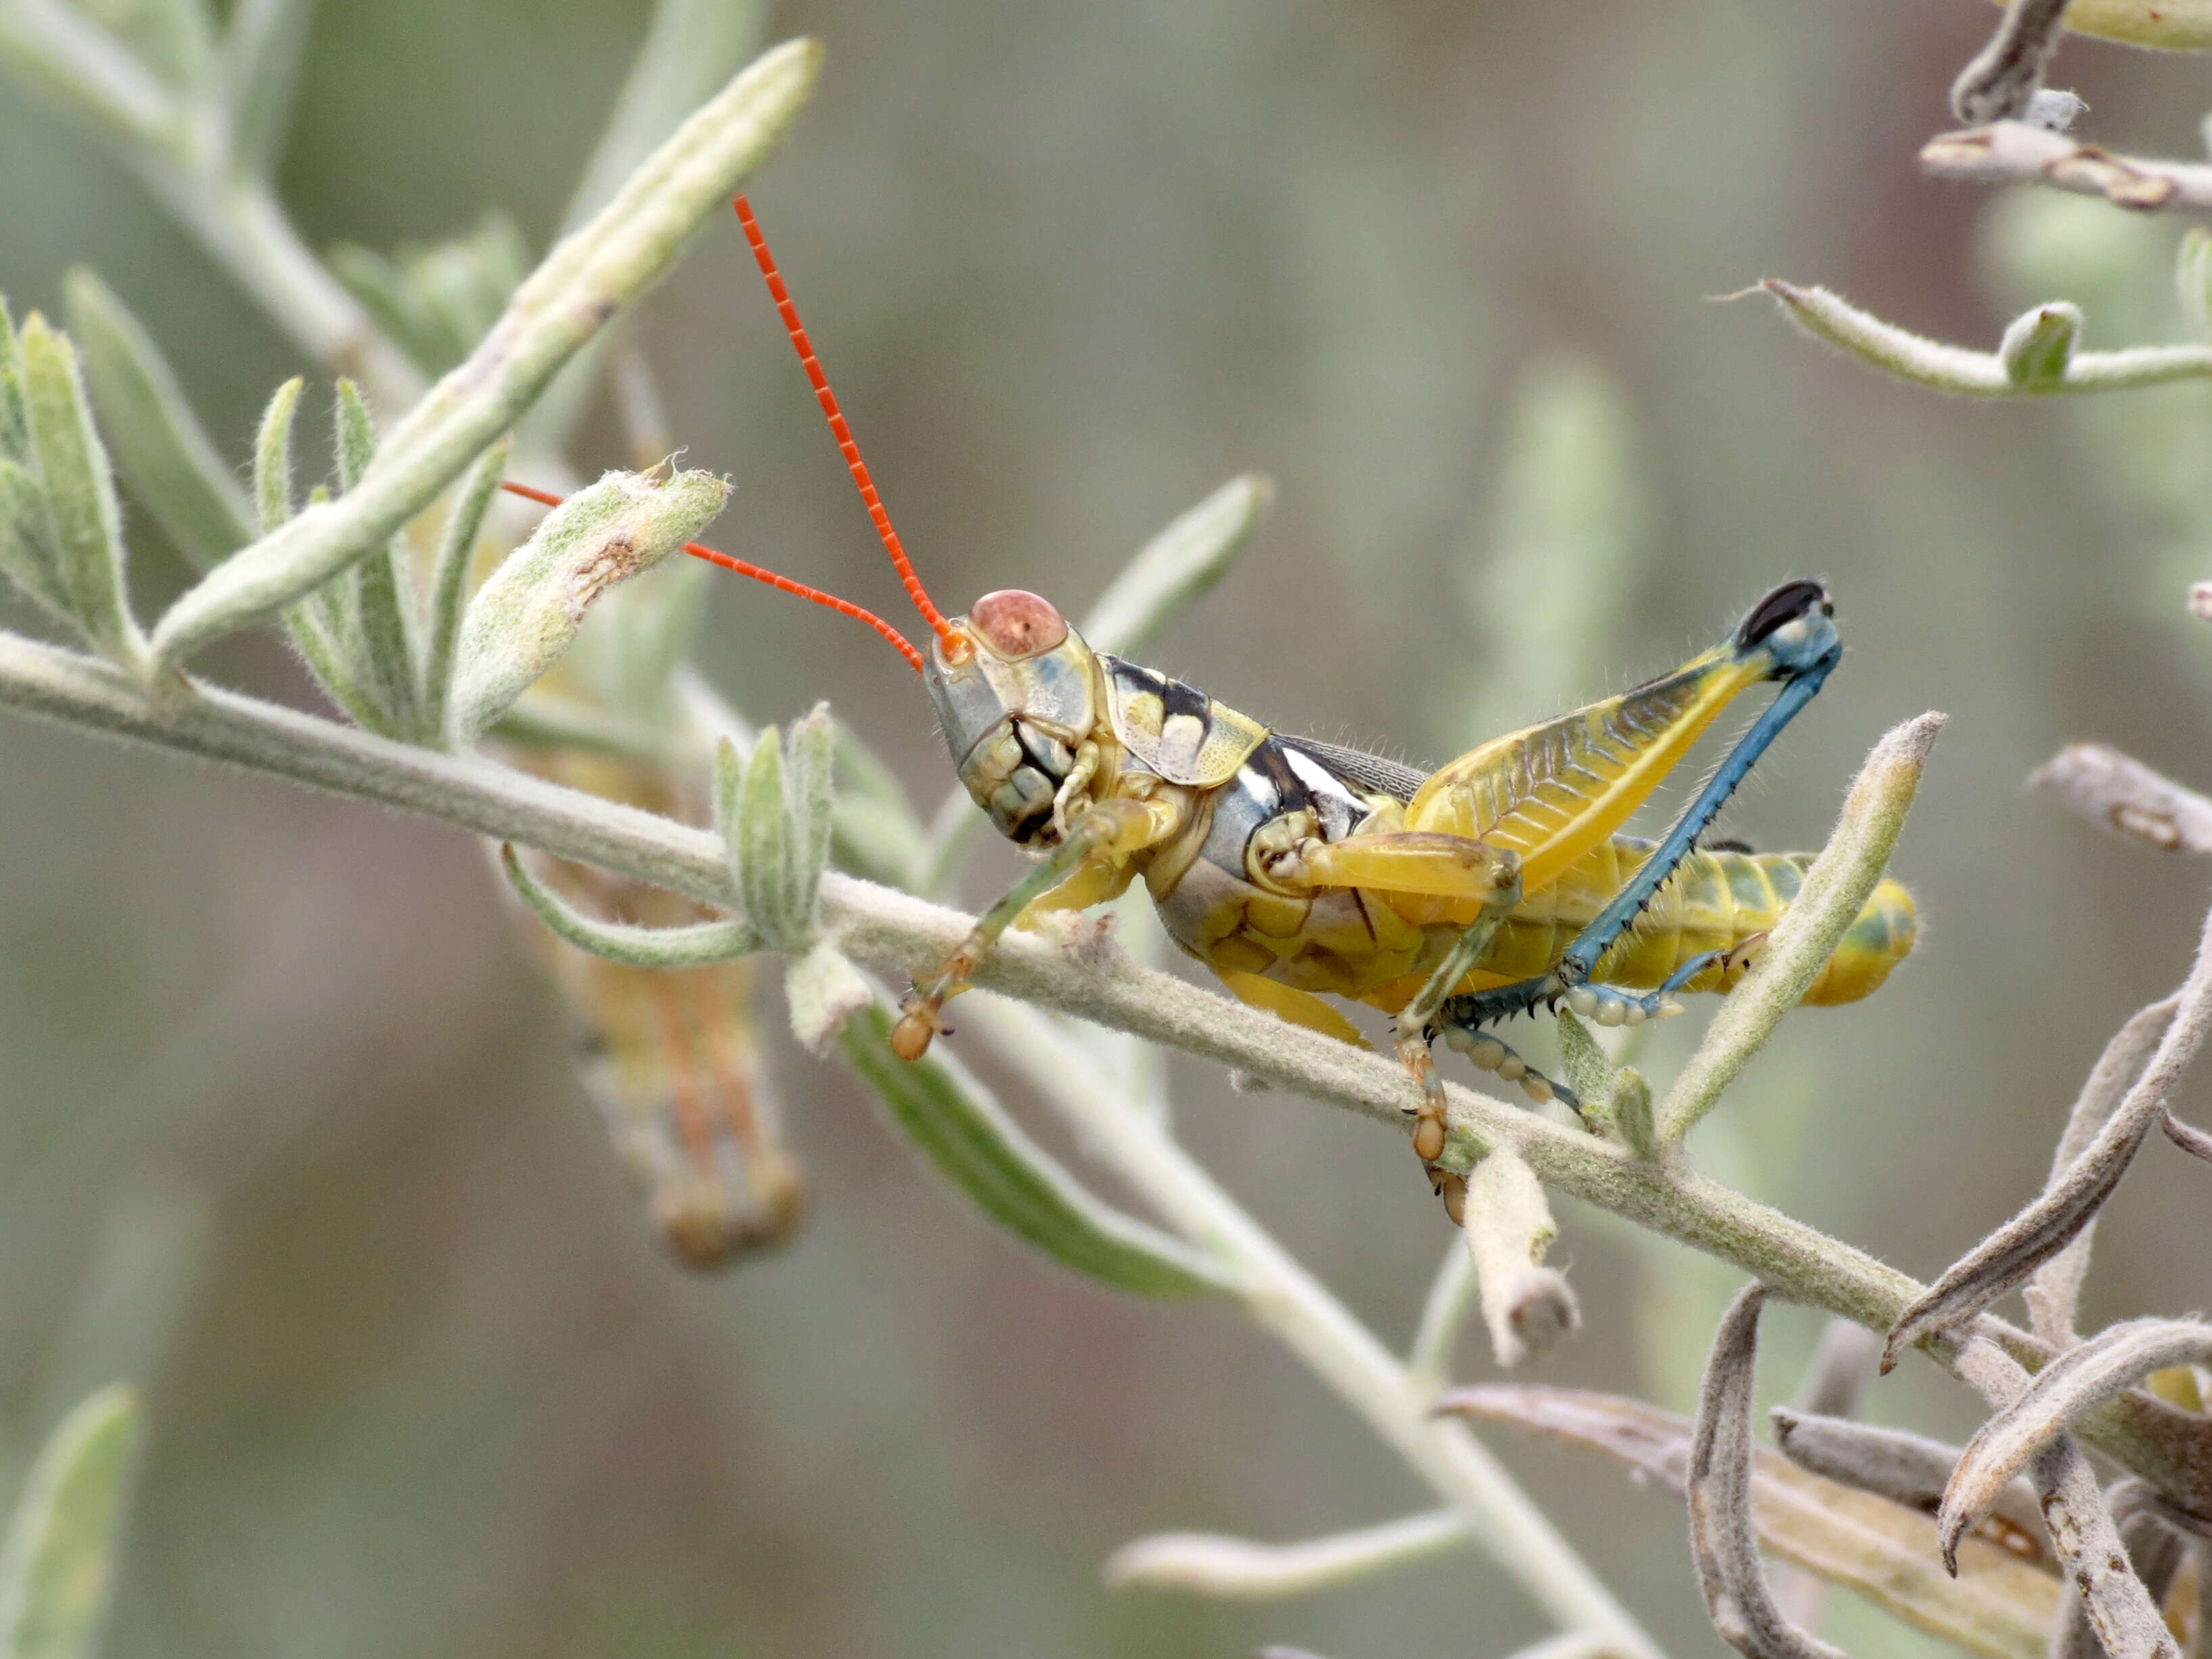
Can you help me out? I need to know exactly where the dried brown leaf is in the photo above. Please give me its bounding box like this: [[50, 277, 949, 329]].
[[1886, 909, 2212, 1371], [1438, 1383, 2058, 1658]]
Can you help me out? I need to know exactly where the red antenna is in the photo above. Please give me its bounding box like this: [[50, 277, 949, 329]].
[[732, 195, 963, 658], [499, 480, 924, 674]]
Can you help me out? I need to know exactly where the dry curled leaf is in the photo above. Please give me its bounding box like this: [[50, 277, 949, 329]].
[[1885, 915, 2212, 1370], [1953, 1339, 2182, 1659], [1437, 1381, 2056, 1659], [1943, 1321, 2212, 1566]]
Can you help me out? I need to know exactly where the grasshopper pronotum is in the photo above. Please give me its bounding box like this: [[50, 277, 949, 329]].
[[510, 198, 1915, 1223]]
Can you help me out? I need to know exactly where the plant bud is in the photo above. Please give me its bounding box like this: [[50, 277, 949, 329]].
[[447, 468, 725, 742], [1998, 302, 2080, 387]]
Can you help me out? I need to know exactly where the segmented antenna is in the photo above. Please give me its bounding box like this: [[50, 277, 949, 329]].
[[731, 195, 958, 652], [498, 481, 924, 673]]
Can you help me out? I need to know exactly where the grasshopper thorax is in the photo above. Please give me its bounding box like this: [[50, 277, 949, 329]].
[[926, 591, 1102, 846]]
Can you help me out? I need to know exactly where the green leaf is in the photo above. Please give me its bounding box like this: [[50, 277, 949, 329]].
[[16, 316, 145, 669], [0, 459, 67, 622], [736, 723, 790, 942], [0, 1384, 140, 1659], [499, 844, 757, 967], [329, 382, 420, 737], [838, 1003, 1233, 1299], [1553, 1010, 1614, 1112], [446, 467, 727, 742], [784, 701, 833, 929], [150, 38, 819, 671], [0, 296, 27, 461], [62, 268, 252, 572], [419, 436, 507, 743], [1079, 473, 1271, 659], [251, 374, 300, 535]]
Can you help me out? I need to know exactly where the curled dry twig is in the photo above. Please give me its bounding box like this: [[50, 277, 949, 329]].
[[1688, 1284, 1847, 1659], [1950, 0, 2073, 124], [2031, 744, 2212, 857], [1884, 901, 2212, 1369], [1943, 1321, 2212, 1563], [1953, 1338, 2180, 1659]]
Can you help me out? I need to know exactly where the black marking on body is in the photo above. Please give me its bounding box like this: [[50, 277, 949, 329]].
[[1276, 735, 1428, 804]]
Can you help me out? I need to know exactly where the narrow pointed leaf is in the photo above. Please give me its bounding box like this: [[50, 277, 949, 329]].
[[735, 724, 790, 944], [252, 374, 300, 535], [1686, 1285, 1847, 1659], [1439, 1383, 2057, 1659], [16, 317, 144, 668], [838, 1002, 1234, 1299], [784, 701, 834, 928], [327, 382, 420, 736], [0, 1384, 140, 1659], [500, 844, 757, 967], [1942, 1320, 2212, 1564], [149, 38, 819, 668], [0, 296, 26, 458], [419, 438, 506, 741], [1887, 903, 2212, 1370], [62, 268, 252, 572]]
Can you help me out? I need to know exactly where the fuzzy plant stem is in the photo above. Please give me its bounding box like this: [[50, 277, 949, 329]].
[[1, 629, 2205, 1509], [959, 997, 1661, 1658]]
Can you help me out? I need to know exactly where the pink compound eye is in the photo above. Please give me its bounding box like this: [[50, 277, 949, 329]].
[[969, 590, 1068, 659]]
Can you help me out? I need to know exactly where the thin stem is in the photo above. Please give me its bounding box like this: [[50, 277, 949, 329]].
[[2, 628, 2206, 1509], [960, 994, 1665, 1659]]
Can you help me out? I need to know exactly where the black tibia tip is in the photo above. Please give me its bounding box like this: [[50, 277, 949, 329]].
[[1734, 579, 1831, 649]]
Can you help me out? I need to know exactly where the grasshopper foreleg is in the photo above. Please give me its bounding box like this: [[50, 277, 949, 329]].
[[893, 796, 1175, 1060]]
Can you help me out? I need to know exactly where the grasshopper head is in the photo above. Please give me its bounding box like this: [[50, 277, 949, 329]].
[[926, 591, 1100, 846]]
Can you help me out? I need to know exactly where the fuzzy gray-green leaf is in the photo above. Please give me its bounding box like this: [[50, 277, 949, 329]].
[[0, 459, 67, 622], [329, 382, 420, 737], [252, 374, 300, 536], [736, 724, 792, 945], [17, 316, 144, 669], [446, 468, 726, 743], [0, 296, 26, 459], [63, 267, 252, 572], [0, 1384, 140, 1659], [838, 1001, 1233, 1300], [785, 702, 834, 930], [500, 844, 757, 966], [148, 39, 817, 670], [420, 437, 506, 742]]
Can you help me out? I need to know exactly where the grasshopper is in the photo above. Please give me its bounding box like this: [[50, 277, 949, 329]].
[[516, 197, 1916, 1222]]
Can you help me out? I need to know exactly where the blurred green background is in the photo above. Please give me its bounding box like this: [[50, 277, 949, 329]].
[[5, 3, 2212, 1656]]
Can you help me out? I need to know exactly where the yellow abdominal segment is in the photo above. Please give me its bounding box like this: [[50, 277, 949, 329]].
[[1176, 836, 1914, 1019]]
